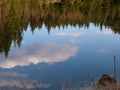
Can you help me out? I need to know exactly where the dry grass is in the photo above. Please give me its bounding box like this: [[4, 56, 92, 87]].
[[0, 77, 119, 90], [62, 84, 120, 90], [62, 80, 120, 90], [0, 82, 120, 90]]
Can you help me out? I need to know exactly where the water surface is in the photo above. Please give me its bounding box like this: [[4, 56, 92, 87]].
[[0, 0, 120, 90]]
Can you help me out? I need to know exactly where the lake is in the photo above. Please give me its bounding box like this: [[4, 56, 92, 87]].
[[0, 0, 120, 90]]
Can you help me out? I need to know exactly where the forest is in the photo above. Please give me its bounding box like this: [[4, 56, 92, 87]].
[[0, 0, 120, 57]]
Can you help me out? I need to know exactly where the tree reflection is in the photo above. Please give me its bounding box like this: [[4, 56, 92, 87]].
[[0, 0, 120, 57]]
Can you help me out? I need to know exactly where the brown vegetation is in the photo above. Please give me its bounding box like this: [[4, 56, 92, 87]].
[[97, 74, 117, 88]]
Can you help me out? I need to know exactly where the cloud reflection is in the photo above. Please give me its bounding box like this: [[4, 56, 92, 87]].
[[98, 30, 113, 35], [0, 43, 77, 68], [0, 72, 26, 79], [0, 72, 50, 89], [98, 49, 108, 53], [53, 32, 86, 37]]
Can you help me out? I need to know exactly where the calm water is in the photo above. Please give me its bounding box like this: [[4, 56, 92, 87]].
[[0, 0, 120, 90]]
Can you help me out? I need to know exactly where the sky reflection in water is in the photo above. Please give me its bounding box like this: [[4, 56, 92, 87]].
[[0, 23, 120, 89]]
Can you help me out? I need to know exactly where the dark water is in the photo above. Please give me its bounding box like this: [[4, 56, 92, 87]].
[[0, 0, 120, 90]]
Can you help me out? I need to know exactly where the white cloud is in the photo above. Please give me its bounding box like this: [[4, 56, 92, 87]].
[[0, 42, 78, 68], [53, 32, 86, 37], [0, 72, 50, 89], [98, 49, 108, 53]]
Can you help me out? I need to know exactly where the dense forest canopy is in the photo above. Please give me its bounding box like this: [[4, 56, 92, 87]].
[[0, 0, 120, 57]]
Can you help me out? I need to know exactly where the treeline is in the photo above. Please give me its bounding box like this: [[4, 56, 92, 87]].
[[0, 0, 120, 57]]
